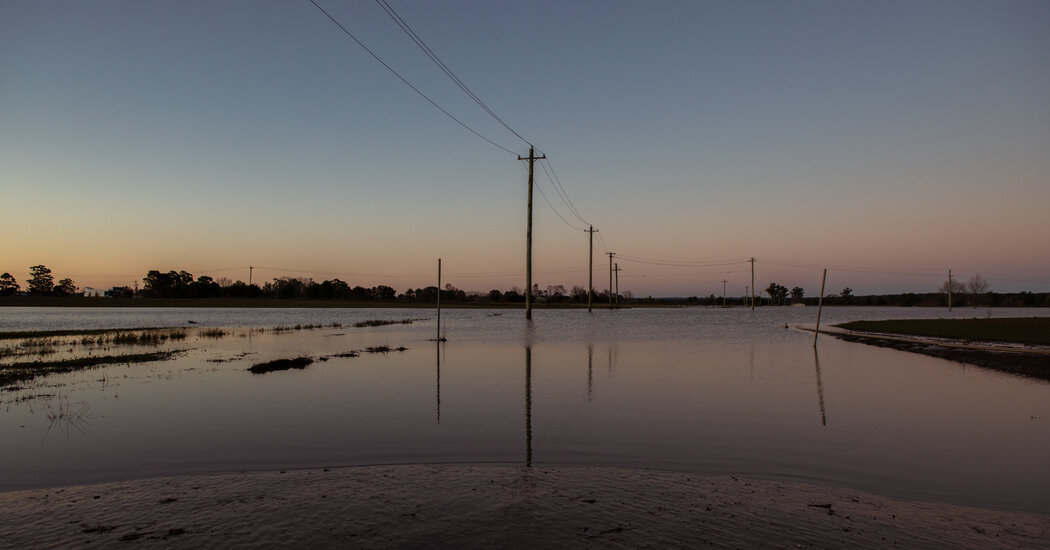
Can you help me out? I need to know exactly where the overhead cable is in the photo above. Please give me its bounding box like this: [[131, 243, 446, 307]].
[[308, 0, 517, 155], [374, 0, 533, 148]]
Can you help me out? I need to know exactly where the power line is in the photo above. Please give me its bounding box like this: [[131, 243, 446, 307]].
[[374, 0, 532, 148], [521, 160, 588, 231], [538, 157, 589, 226], [307, 0, 517, 155], [615, 255, 750, 268]]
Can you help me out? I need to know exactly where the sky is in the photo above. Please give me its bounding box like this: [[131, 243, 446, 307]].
[[2, 0, 1048, 297]]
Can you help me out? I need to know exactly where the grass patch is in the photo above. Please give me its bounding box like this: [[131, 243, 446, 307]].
[[248, 357, 314, 374], [835, 317, 1050, 346], [364, 346, 408, 353], [0, 351, 182, 389], [112, 330, 187, 346], [198, 328, 228, 338], [0, 327, 177, 341], [353, 319, 419, 328]]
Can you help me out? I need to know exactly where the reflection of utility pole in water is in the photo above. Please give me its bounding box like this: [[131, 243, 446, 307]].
[[607, 346, 617, 376], [435, 340, 441, 424], [525, 346, 532, 467], [587, 345, 593, 402], [813, 347, 827, 426]]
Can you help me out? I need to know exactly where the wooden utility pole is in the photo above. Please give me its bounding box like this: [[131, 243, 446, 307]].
[[436, 258, 441, 341], [722, 279, 728, 307], [586, 226, 597, 312], [249, 266, 253, 287], [607, 252, 615, 309], [519, 146, 545, 320], [614, 263, 621, 308], [749, 258, 755, 310], [949, 268, 957, 310]]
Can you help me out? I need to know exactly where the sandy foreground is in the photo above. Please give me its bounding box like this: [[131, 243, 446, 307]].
[[1, 465, 1047, 549]]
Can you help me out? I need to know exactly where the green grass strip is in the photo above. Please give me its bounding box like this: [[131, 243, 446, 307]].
[[835, 317, 1050, 346]]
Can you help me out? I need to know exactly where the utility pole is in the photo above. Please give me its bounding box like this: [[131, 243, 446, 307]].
[[607, 252, 615, 309], [749, 258, 755, 310], [614, 263, 621, 308], [519, 146, 545, 320], [948, 269, 953, 311], [249, 266, 253, 287], [722, 279, 728, 307], [436, 258, 441, 341], [585, 226, 597, 312]]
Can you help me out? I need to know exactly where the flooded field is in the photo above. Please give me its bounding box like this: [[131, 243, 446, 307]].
[[1, 306, 1048, 514]]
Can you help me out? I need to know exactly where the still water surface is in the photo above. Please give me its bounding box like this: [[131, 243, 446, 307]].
[[1, 306, 1048, 513]]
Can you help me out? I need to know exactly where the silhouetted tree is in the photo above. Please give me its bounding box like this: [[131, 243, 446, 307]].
[[938, 278, 966, 300], [0, 273, 19, 296], [53, 278, 79, 296], [143, 270, 194, 298], [28, 265, 54, 296], [188, 275, 221, 298], [790, 287, 805, 302], [967, 273, 990, 307], [765, 282, 788, 305]]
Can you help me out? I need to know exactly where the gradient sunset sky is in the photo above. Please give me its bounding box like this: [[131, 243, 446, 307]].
[[2, 0, 1048, 297]]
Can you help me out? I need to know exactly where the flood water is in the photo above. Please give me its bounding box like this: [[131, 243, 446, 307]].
[[1, 306, 1048, 514]]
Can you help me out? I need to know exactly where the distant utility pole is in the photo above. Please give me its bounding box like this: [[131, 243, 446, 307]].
[[436, 258, 441, 341], [722, 279, 728, 307], [519, 146, 546, 320], [607, 252, 615, 309], [948, 269, 953, 311], [749, 258, 755, 310], [614, 263, 621, 308], [745, 285, 749, 304], [249, 266, 253, 287], [586, 226, 597, 312]]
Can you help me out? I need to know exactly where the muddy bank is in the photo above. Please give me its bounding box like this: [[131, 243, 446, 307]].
[[832, 333, 1050, 381], [1, 465, 1047, 549]]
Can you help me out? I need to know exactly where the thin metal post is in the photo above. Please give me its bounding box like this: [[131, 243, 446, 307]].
[[814, 268, 827, 347]]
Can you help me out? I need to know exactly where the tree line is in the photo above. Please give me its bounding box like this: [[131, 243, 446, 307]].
[[3, 266, 1047, 307], [0, 265, 78, 297]]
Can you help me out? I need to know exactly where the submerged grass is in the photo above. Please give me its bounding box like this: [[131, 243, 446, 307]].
[[0, 351, 182, 389], [248, 357, 314, 374], [353, 319, 419, 328], [835, 317, 1050, 346], [0, 328, 177, 341]]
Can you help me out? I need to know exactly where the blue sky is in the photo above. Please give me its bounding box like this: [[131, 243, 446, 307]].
[[2, 0, 1048, 296]]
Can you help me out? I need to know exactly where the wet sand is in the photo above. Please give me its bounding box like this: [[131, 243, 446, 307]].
[[2, 465, 1047, 549]]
